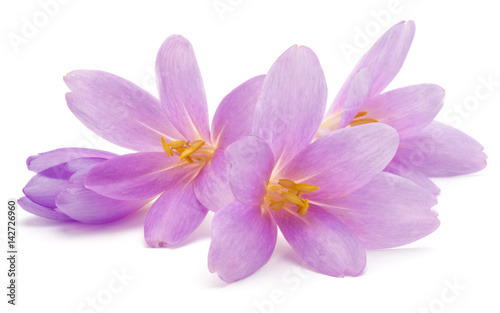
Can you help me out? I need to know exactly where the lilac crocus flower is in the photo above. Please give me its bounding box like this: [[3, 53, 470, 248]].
[[208, 45, 439, 282], [317, 20, 487, 195], [19, 148, 151, 223], [64, 35, 264, 246]]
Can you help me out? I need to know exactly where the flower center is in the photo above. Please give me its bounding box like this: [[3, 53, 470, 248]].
[[348, 111, 379, 127], [264, 179, 319, 216], [316, 111, 379, 139], [161, 137, 213, 164]]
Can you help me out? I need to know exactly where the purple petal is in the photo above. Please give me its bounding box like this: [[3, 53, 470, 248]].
[[18, 197, 73, 221], [56, 187, 150, 224], [23, 163, 73, 208], [272, 205, 366, 277], [27, 148, 116, 173], [85, 152, 196, 200], [144, 182, 208, 247], [65, 70, 182, 151], [208, 201, 277, 283], [385, 160, 441, 195], [394, 121, 487, 177], [278, 124, 399, 200], [212, 75, 265, 149], [156, 35, 210, 142], [252, 45, 327, 171], [362, 84, 444, 138], [65, 157, 107, 173], [339, 67, 373, 128], [320, 172, 439, 249], [328, 20, 415, 115], [225, 136, 275, 206], [193, 149, 234, 212]]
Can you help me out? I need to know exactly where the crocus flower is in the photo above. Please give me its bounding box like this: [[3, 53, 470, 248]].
[[317, 20, 487, 195], [64, 35, 264, 246], [19, 148, 150, 223], [208, 45, 439, 282]]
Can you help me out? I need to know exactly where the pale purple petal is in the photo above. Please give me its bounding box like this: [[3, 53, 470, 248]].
[[18, 197, 73, 221], [225, 136, 274, 206], [339, 67, 373, 128], [65, 157, 107, 173], [67, 160, 107, 186], [394, 121, 487, 177], [193, 149, 234, 213], [252, 45, 327, 171], [362, 84, 444, 138], [23, 163, 73, 208], [208, 201, 277, 283], [328, 20, 415, 115], [65, 70, 182, 151], [272, 205, 366, 277], [85, 152, 196, 200], [211, 75, 265, 149], [27, 148, 116, 173], [320, 172, 439, 249], [156, 35, 210, 142], [385, 160, 441, 195], [278, 124, 399, 200], [144, 182, 208, 247], [56, 187, 150, 224]]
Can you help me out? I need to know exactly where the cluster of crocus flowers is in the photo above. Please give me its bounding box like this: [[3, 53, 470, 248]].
[[19, 20, 486, 282]]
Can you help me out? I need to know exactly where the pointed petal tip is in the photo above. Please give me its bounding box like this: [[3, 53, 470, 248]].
[[206, 262, 235, 283], [26, 154, 37, 170], [398, 19, 416, 32], [207, 264, 235, 284], [158, 35, 193, 56], [146, 240, 172, 248], [18, 196, 73, 221], [63, 70, 83, 88]]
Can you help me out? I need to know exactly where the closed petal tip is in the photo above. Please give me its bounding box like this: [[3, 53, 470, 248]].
[[26, 148, 116, 173], [18, 197, 73, 221]]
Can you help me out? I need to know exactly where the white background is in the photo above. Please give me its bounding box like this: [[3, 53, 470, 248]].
[[1, 1, 499, 312]]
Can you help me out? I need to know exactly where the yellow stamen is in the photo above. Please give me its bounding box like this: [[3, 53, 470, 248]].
[[289, 188, 301, 197], [354, 111, 368, 118], [278, 179, 295, 189], [265, 179, 318, 216], [190, 155, 209, 162], [269, 200, 285, 211], [297, 199, 310, 216], [161, 137, 173, 156], [168, 140, 186, 148], [294, 183, 320, 193], [349, 118, 379, 127], [281, 191, 304, 206], [179, 140, 205, 160]]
